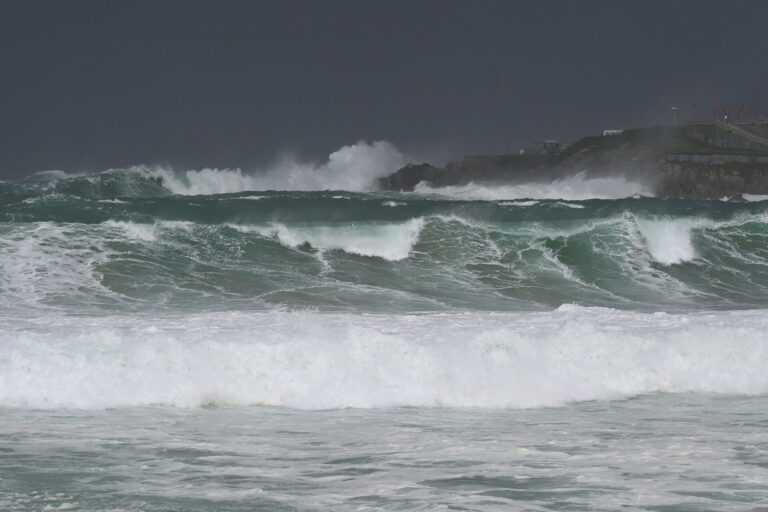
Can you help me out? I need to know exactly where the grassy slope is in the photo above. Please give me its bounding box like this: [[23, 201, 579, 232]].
[[560, 125, 768, 160]]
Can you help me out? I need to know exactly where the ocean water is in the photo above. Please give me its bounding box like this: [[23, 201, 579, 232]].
[[2, 163, 768, 511]]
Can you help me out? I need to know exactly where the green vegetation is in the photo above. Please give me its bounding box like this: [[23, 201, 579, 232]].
[[560, 123, 768, 159]]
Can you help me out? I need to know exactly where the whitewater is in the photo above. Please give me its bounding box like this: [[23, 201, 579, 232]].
[[2, 144, 768, 511]]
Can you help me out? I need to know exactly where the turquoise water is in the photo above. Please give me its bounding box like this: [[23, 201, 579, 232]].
[[2, 397, 768, 511], [2, 167, 768, 510], [3, 170, 768, 314]]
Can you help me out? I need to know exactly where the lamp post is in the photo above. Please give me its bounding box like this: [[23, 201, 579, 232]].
[[671, 106, 679, 125]]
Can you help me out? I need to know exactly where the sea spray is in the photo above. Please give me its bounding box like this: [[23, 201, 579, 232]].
[[12, 140, 408, 198], [414, 174, 651, 200], [2, 307, 768, 409], [267, 218, 424, 261]]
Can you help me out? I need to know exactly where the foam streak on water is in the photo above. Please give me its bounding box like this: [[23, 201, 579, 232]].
[[2, 397, 768, 511]]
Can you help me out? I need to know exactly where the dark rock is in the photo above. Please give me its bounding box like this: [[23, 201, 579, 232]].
[[376, 163, 447, 191], [378, 123, 768, 198]]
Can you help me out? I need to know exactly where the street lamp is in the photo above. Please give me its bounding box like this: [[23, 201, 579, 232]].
[[671, 106, 679, 125]]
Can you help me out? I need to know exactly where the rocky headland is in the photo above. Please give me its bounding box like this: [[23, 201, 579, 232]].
[[378, 122, 768, 199]]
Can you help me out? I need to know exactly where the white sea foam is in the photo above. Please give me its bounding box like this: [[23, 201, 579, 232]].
[[0, 220, 210, 310], [101, 220, 198, 243], [24, 170, 87, 181], [20, 193, 73, 205], [0, 223, 112, 308], [554, 201, 585, 209], [498, 200, 540, 207], [634, 218, 699, 265], [1, 307, 767, 410], [140, 141, 407, 195], [103, 220, 159, 241], [631, 212, 768, 266], [232, 219, 424, 261], [414, 174, 650, 200], [744, 194, 768, 202]]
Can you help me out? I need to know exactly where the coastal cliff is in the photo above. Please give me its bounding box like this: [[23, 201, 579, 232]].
[[378, 123, 768, 198]]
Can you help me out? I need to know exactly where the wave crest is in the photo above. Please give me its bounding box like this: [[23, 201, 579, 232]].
[[414, 174, 651, 200], [166, 140, 405, 194], [231, 219, 424, 262], [4, 210, 768, 313], [24, 141, 407, 197]]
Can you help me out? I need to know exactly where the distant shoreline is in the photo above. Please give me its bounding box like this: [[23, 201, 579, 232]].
[[378, 122, 768, 199]]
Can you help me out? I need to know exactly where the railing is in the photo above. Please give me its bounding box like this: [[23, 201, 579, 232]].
[[713, 119, 768, 147]]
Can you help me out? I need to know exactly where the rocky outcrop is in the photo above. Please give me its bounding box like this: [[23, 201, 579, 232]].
[[377, 163, 447, 191], [377, 124, 768, 198], [377, 155, 557, 191], [657, 156, 768, 198]]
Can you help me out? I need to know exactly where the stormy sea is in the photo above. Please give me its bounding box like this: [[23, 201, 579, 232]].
[[2, 144, 768, 511]]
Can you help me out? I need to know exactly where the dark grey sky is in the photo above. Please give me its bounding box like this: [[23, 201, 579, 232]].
[[2, 0, 767, 177]]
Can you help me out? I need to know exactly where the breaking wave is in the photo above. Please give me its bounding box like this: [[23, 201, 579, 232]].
[[3, 180, 768, 412], [2, 307, 768, 409], [156, 140, 408, 194], [414, 174, 651, 200], [3, 202, 768, 313], [3, 145, 661, 203], [9, 141, 407, 199], [230, 219, 424, 262]]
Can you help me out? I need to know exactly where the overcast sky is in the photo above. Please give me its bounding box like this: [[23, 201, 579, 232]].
[[2, 0, 767, 177]]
